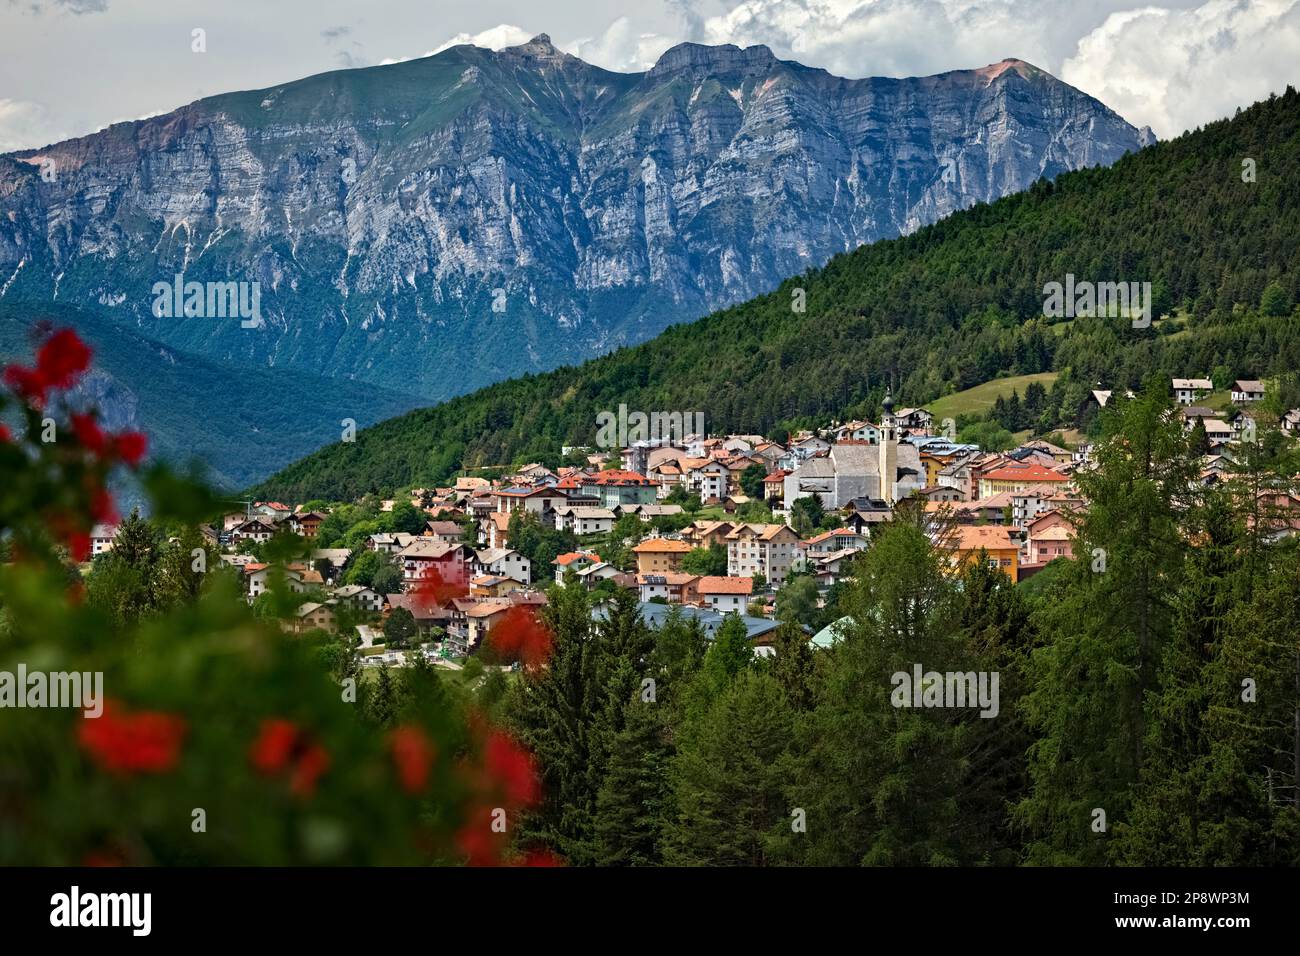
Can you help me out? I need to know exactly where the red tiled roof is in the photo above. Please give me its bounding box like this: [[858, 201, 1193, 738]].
[[951, 526, 1017, 551], [633, 538, 691, 553], [696, 576, 754, 595], [589, 469, 655, 486], [980, 462, 1069, 483], [553, 551, 601, 566]]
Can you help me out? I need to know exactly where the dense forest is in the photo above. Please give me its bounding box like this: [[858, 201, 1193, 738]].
[[252, 87, 1300, 502], [496, 395, 1300, 865]]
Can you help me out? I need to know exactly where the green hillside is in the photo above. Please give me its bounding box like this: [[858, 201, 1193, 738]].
[[253, 87, 1300, 501], [0, 303, 421, 489], [928, 373, 1061, 425]]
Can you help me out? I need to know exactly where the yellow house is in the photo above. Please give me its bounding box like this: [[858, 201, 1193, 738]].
[[633, 538, 692, 574], [976, 461, 1070, 499], [918, 451, 949, 487], [948, 526, 1019, 579]]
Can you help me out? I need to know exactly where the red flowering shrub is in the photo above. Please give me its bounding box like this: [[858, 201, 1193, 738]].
[[77, 700, 187, 774], [389, 725, 437, 795], [0, 323, 552, 866], [0, 327, 148, 561], [248, 719, 333, 797], [483, 730, 541, 806], [482, 605, 553, 671]]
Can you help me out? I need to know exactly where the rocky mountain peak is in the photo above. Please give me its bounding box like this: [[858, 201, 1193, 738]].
[[502, 33, 571, 64], [648, 41, 778, 80]]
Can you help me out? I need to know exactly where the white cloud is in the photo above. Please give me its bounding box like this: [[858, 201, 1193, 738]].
[[380, 24, 536, 65], [1061, 0, 1300, 137], [695, 0, 1092, 79], [566, 17, 677, 72], [0, 98, 63, 153]]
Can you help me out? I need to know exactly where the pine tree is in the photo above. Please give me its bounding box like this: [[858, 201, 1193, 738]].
[[1017, 386, 1198, 863], [1115, 489, 1250, 863], [87, 508, 160, 628], [769, 619, 815, 711], [665, 670, 794, 866], [951, 558, 1034, 864], [153, 526, 210, 608], [788, 520, 966, 865], [594, 696, 672, 866], [505, 581, 598, 862]]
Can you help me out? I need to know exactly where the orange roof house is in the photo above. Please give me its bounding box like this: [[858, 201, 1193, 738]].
[[946, 525, 1019, 578], [632, 537, 692, 574], [977, 461, 1070, 498]]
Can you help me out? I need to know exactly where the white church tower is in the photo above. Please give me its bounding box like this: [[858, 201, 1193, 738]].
[[878, 392, 898, 504]]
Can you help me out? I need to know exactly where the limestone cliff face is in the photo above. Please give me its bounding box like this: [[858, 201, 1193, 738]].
[[0, 35, 1151, 402]]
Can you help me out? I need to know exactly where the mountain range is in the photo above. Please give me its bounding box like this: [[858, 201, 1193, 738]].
[[0, 34, 1152, 482], [249, 87, 1300, 502]]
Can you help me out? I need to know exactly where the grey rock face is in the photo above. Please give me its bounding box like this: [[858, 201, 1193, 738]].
[[0, 36, 1150, 402]]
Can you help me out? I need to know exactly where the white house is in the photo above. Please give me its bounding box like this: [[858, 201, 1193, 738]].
[[231, 518, 276, 545], [554, 506, 615, 536], [696, 576, 754, 615], [474, 547, 532, 585], [398, 539, 470, 585], [332, 584, 384, 613], [90, 524, 117, 556], [1172, 378, 1213, 405], [1231, 379, 1266, 403], [552, 550, 602, 585]]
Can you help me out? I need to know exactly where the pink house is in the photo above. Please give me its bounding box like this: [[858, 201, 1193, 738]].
[[1023, 510, 1075, 566]]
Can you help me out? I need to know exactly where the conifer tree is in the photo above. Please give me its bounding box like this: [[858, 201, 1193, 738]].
[[505, 581, 598, 861], [788, 521, 964, 865], [769, 619, 815, 712], [665, 670, 794, 866], [1018, 387, 1197, 863], [594, 696, 672, 866]]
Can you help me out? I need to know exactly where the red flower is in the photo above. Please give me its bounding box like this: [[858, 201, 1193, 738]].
[[35, 329, 92, 389], [3, 364, 48, 407], [389, 725, 436, 794], [0, 424, 10, 443], [290, 744, 331, 798], [249, 719, 300, 774], [483, 731, 540, 806], [112, 431, 147, 467], [455, 814, 507, 867], [70, 412, 108, 455], [249, 718, 331, 797], [90, 487, 118, 525], [78, 700, 187, 774], [485, 606, 553, 670], [67, 531, 91, 563]]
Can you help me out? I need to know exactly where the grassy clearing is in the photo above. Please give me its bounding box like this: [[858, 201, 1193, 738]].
[[928, 372, 1060, 424]]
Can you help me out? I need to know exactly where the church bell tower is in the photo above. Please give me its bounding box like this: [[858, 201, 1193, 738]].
[[879, 393, 898, 504]]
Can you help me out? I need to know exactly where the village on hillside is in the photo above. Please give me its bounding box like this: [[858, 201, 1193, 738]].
[[86, 378, 1300, 667]]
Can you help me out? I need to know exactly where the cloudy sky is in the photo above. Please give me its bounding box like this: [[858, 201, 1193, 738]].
[[1, 0, 1297, 151]]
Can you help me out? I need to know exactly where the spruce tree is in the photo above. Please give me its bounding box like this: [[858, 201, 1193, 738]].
[[769, 619, 815, 712], [505, 581, 598, 861], [1017, 386, 1197, 863], [665, 670, 794, 866], [594, 696, 672, 866], [788, 520, 965, 865]]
